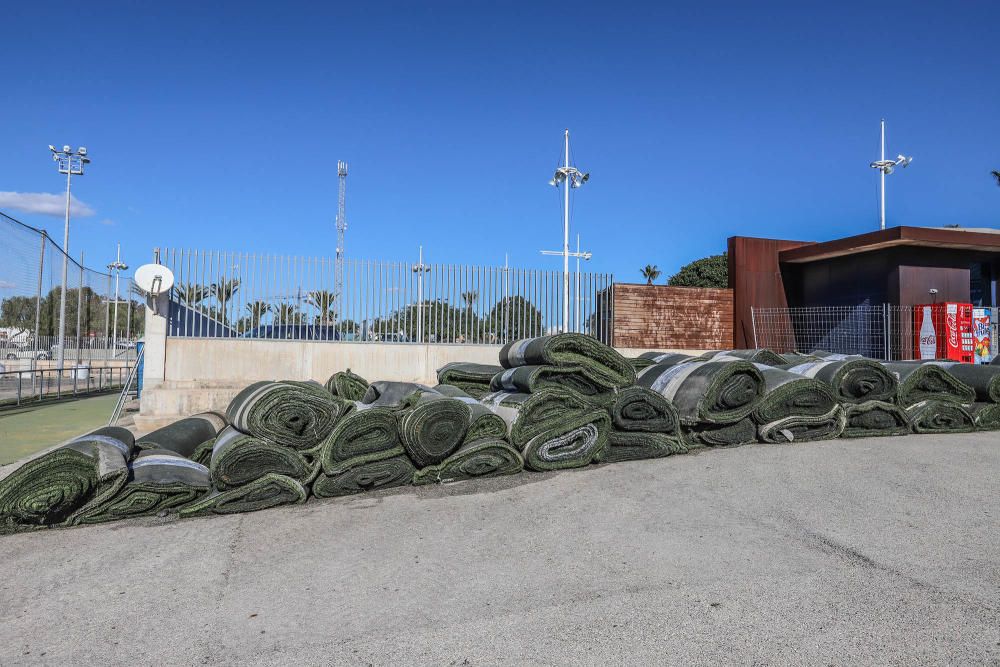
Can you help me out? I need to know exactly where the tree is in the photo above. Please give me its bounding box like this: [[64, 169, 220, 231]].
[[210, 278, 240, 323], [275, 303, 302, 326], [0, 296, 37, 333], [640, 265, 661, 285], [992, 170, 1000, 187], [245, 300, 271, 328], [306, 290, 337, 323], [487, 296, 544, 342], [667, 252, 728, 288], [175, 282, 208, 306]]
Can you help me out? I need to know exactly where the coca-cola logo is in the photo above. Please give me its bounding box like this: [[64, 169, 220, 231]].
[[920, 335, 936, 346], [947, 312, 958, 347]]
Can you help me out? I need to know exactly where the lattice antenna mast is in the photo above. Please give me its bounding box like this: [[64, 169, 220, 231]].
[[335, 161, 348, 322]]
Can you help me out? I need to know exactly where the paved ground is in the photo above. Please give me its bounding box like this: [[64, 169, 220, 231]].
[[0, 394, 118, 465], [2, 432, 1000, 666]]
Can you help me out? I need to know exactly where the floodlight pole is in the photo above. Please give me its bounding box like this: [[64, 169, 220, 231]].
[[880, 119, 886, 230], [413, 246, 430, 342], [562, 130, 571, 332], [58, 167, 72, 369], [107, 243, 128, 359]]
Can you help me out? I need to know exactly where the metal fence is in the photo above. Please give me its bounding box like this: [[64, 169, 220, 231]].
[[752, 304, 999, 361], [0, 366, 130, 407], [0, 212, 142, 366], [158, 248, 615, 345]]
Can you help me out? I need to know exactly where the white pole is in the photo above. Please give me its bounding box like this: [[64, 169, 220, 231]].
[[575, 234, 581, 333], [416, 246, 423, 343], [57, 168, 72, 369], [880, 119, 886, 231], [111, 243, 121, 357], [562, 129, 570, 333]]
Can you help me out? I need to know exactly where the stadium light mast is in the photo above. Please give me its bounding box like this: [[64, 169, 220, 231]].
[[50, 144, 90, 369], [335, 161, 347, 326], [541, 129, 589, 333], [107, 244, 128, 356], [869, 119, 912, 230]]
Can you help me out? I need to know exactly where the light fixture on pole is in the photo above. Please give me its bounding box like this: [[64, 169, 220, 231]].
[[412, 246, 430, 342], [869, 119, 912, 231], [542, 235, 592, 332], [107, 244, 128, 358], [542, 129, 589, 333], [50, 144, 91, 369]]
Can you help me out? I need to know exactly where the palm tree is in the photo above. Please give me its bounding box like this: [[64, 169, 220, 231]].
[[245, 300, 271, 328], [175, 282, 209, 306], [306, 290, 337, 323], [275, 303, 301, 327], [992, 170, 1000, 187], [210, 278, 240, 323], [640, 264, 661, 285]]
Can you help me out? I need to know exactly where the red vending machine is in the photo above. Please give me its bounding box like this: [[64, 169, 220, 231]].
[[913, 302, 974, 362]]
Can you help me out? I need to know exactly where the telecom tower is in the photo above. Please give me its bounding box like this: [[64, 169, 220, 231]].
[[335, 161, 347, 323]]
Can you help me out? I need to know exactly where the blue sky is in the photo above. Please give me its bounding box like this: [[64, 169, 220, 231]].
[[1, 1, 998, 282]]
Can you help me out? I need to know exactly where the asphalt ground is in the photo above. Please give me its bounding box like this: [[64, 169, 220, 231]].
[[2, 431, 999, 666]]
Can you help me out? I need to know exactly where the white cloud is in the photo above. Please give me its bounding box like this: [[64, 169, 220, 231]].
[[99, 218, 115, 226], [0, 280, 15, 289], [0, 191, 95, 217]]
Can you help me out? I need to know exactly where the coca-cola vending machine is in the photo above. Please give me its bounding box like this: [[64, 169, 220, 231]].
[[913, 302, 973, 362]]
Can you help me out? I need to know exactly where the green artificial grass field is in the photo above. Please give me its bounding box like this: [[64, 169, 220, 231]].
[[0, 394, 120, 465]]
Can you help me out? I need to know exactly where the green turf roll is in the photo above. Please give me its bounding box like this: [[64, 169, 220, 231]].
[[74, 449, 211, 524], [0, 427, 134, 533], [481, 388, 593, 447], [318, 406, 401, 469], [636, 359, 765, 425], [914, 362, 1000, 403], [882, 363, 976, 407], [521, 413, 611, 471], [701, 349, 787, 366], [136, 412, 228, 458], [842, 401, 912, 438], [413, 438, 523, 485], [597, 431, 688, 463], [752, 366, 839, 425], [226, 380, 351, 449], [178, 473, 307, 518], [499, 333, 636, 389], [398, 394, 471, 468], [489, 364, 615, 402], [433, 384, 508, 442], [756, 406, 846, 444], [610, 386, 680, 434], [685, 418, 758, 447], [324, 368, 369, 401], [312, 448, 416, 497], [435, 362, 503, 398], [191, 438, 216, 466], [905, 400, 975, 434], [209, 426, 314, 490], [968, 402, 1000, 430], [780, 358, 898, 404]]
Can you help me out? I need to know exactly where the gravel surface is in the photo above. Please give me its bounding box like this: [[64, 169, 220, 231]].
[[2, 432, 999, 666]]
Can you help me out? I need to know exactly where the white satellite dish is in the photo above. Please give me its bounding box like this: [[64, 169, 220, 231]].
[[134, 263, 175, 297]]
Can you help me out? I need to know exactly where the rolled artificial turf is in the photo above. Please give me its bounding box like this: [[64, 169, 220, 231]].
[[0, 426, 134, 532], [905, 400, 975, 433], [701, 349, 787, 366], [312, 448, 416, 497], [435, 362, 503, 398], [915, 362, 1000, 403], [136, 412, 228, 458], [610, 386, 680, 434], [227, 380, 351, 449], [432, 384, 508, 441], [324, 368, 370, 401], [685, 418, 758, 447], [480, 388, 593, 447], [968, 402, 1000, 430], [841, 401, 912, 438], [756, 406, 846, 443], [752, 367, 839, 425], [209, 426, 314, 490], [499, 333, 636, 389], [597, 431, 688, 463], [520, 414, 610, 471], [178, 473, 308, 517], [883, 363, 976, 406], [489, 364, 614, 402], [636, 359, 764, 425], [74, 448, 211, 524], [318, 406, 401, 467], [780, 358, 898, 404], [413, 438, 523, 485]]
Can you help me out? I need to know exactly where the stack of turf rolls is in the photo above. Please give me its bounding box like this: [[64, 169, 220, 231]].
[[7, 337, 1000, 536]]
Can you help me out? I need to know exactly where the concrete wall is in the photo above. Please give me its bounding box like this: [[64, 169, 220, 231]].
[[612, 283, 733, 349]]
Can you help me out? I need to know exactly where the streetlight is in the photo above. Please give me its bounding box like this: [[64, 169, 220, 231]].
[[412, 246, 430, 342], [50, 144, 91, 369], [869, 120, 912, 230], [107, 244, 128, 358], [542, 129, 589, 333]]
